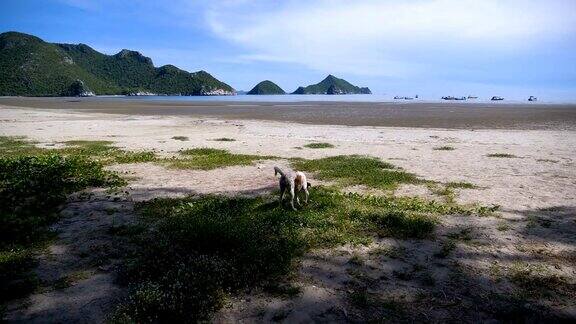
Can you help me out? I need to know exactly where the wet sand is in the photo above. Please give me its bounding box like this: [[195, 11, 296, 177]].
[[1, 96, 575, 130]]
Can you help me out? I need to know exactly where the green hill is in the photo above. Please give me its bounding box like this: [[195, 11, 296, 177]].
[[292, 75, 371, 95], [247, 80, 285, 95], [0, 31, 234, 96]]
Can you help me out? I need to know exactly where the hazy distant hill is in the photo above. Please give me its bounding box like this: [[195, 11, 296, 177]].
[[247, 80, 285, 95], [0, 31, 234, 96], [292, 75, 371, 95]]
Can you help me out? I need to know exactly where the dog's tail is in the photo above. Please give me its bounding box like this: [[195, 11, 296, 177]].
[[274, 166, 285, 177]]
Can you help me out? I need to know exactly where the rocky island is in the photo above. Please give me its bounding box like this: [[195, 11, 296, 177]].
[[247, 80, 286, 95], [292, 74, 371, 95]]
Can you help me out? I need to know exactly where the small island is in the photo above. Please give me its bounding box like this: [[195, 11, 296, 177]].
[[246, 80, 285, 95], [292, 74, 371, 95]]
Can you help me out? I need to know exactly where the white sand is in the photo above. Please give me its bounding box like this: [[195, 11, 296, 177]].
[[1, 104, 575, 322]]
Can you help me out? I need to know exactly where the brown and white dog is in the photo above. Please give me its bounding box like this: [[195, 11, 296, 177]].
[[274, 166, 310, 210]]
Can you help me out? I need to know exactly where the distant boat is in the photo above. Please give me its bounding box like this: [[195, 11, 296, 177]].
[[528, 96, 538, 102], [394, 96, 404, 100], [442, 96, 466, 101], [467, 95, 478, 99], [454, 97, 466, 101], [394, 96, 413, 100], [491, 96, 504, 101]]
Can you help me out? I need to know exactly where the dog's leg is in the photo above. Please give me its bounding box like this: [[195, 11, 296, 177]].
[[304, 188, 309, 204], [289, 188, 297, 211], [279, 187, 285, 207]]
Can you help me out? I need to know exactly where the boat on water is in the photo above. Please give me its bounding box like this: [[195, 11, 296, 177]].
[[394, 96, 414, 100], [467, 95, 478, 99], [491, 96, 504, 101], [528, 96, 538, 102], [442, 96, 466, 101]]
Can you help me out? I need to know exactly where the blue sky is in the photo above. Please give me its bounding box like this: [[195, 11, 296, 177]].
[[1, 0, 576, 100]]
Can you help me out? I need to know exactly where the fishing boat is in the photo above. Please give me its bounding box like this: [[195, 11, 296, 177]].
[[491, 96, 504, 101], [442, 96, 466, 101], [467, 95, 478, 99], [528, 96, 538, 102]]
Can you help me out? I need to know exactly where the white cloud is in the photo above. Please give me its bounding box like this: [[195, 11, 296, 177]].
[[204, 0, 576, 78]]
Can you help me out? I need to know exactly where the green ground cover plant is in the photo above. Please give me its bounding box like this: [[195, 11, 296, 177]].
[[111, 186, 488, 322], [303, 142, 334, 149], [292, 155, 419, 190]]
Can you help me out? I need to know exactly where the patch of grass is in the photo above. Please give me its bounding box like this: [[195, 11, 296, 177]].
[[433, 146, 455, 151], [428, 183, 456, 203], [164, 148, 272, 170], [61, 140, 157, 165], [0, 136, 45, 157], [446, 227, 473, 241], [446, 181, 477, 189], [212, 137, 236, 142], [1, 137, 158, 165], [434, 240, 456, 258], [476, 204, 501, 216], [113, 186, 486, 322], [487, 153, 517, 158], [292, 155, 419, 191], [368, 245, 405, 259], [497, 221, 510, 231], [114, 151, 156, 164], [536, 158, 558, 163], [508, 262, 571, 298], [303, 142, 334, 149], [0, 153, 124, 306], [348, 253, 364, 266], [171, 136, 189, 141]]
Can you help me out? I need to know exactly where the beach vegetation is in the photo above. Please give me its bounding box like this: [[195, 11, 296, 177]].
[[213, 137, 236, 142], [507, 262, 571, 298], [110, 185, 491, 322], [0, 153, 123, 305], [61, 140, 157, 164], [171, 136, 189, 141], [487, 153, 517, 158], [292, 155, 419, 190], [433, 146, 455, 151], [303, 142, 334, 149], [368, 245, 405, 259], [162, 148, 273, 170], [446, 181, 477, 189]]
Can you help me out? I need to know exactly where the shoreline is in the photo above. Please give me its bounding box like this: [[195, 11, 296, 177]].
[[1, 97, 576, 130]]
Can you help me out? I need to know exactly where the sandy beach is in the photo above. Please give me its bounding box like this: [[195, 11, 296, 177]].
[[1, 100, 575, 322]]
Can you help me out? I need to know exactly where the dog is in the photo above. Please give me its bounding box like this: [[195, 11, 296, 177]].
[[274, 166, 311, 210]]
